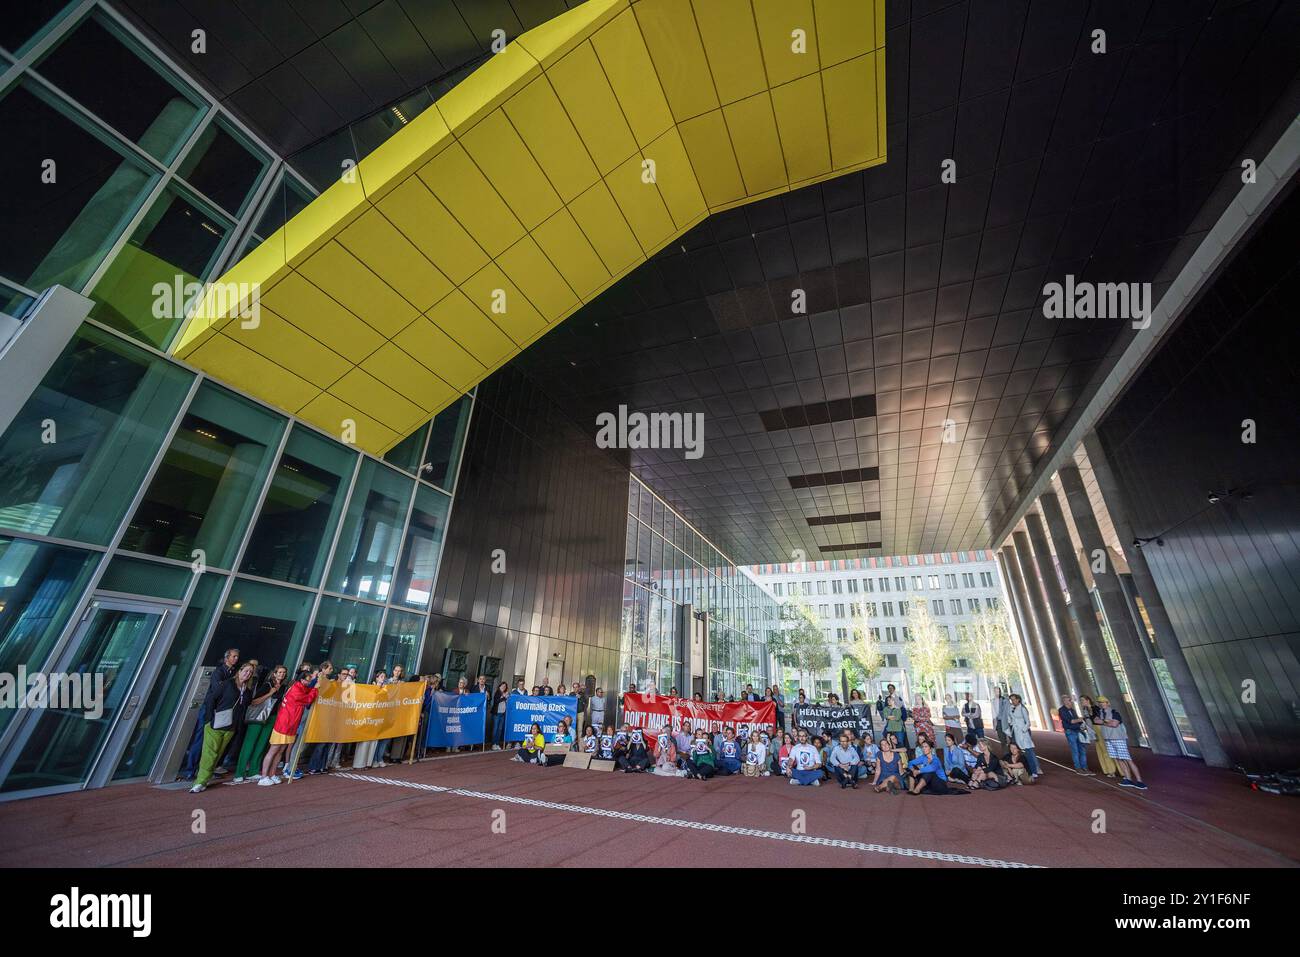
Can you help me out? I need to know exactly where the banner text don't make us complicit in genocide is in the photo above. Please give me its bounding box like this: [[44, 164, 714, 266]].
[[621, 693, 776, 745]]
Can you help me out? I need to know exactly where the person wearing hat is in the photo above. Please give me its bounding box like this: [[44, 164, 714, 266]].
[[1094, 695, 1147, 789]]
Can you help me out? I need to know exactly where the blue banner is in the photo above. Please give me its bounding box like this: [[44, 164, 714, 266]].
[[505, 695, 578, 741], [425, 691, 487, 747]]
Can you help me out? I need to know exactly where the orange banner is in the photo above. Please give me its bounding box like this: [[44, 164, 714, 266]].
[[302, 679, 424, 744]]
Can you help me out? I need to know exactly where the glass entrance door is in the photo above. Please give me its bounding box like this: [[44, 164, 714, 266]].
[[0, 596, 174, 796]]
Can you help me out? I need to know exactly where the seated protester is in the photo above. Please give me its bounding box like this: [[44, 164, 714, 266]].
[[942, 732, 972, 788], [581, 725, 598, 754], [614, 724, 632, 749], [907, 741, 966, 796], [813, 735, 832, 779], [597, 725, 616, 761], [969, 734, 1008, 790], [716, 727, 743, 776], [684, 729, 717, 779], [787, 729, 823, 787], [828, 732, 863, 789], [654, 730, 683, 777], [872, 737, 904, 794], [673, 722, 693, 762], [744, 734, 769, 778], [512, 723, 546, 765], [859, 733, 880, 776], [618, 728, 651, 773], [778, 732, 795, 776], [1003, 742, 1035, 785], [544, 719, 574, 766]]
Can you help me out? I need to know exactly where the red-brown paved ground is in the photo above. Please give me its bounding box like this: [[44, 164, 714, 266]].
[[1, 732, 1296, 868]]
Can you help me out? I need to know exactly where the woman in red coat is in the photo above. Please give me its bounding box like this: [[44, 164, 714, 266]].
[[258, 662, 330, 786]]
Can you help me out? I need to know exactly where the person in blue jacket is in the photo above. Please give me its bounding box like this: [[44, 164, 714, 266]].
[[907, 740, 966, 795], [716, 726, 743, 775]]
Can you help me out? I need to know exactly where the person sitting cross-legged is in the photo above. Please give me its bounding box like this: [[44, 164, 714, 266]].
[[787, 729, 823, 787]]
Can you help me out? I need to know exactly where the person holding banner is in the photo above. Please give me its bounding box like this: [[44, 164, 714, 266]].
[[787, 729, 822, 786]]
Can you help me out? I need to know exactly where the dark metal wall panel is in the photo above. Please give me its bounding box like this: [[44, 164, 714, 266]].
[[421, 367, 628, 693], [1095, 182, 1300, 771]]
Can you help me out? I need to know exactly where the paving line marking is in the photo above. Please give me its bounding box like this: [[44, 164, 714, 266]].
[[336, 772, 1041, 868]]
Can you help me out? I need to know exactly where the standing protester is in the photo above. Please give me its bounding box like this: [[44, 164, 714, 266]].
[[942, 694, 962, 743], [962, 693, 984, 740], [233, 664, 287, 783], [259, 663, 327, 786], [1095, 696, 1147, 789], [993, 687, 1011, 748], [179, 647, 239, 780], [1006, 694, 1040, 780], [1058, 694, 1094, 775], [190, 661, 256, 793], [490, 681, 509, 749], [588, 687, 607, 734], [882, 695, 905, 755]]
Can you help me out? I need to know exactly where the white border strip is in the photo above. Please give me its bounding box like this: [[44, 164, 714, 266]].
[[336, 772, 1041, 869]]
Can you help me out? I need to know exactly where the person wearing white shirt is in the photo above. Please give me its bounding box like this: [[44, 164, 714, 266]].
[[788, 729, 822, 787]]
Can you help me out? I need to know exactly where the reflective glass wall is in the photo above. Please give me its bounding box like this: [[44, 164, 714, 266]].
[[622, 477, 779, 699]]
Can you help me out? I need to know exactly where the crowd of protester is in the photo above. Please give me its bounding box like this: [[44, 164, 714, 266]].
[[181, 651, 1147, 794]]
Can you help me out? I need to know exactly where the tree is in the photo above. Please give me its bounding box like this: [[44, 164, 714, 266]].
[[771, 596, 832, 692], [904, 597, 950, 703], [963, 606, 1021, 693], [841, 611, 885, 693]]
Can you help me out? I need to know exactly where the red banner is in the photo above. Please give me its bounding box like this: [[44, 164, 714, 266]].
[[620, 693, 777, 746]]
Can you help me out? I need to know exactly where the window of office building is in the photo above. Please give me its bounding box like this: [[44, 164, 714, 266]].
[[375, 609, 425, 676], [239, 426, 356, 587], [392, 485, 450, 610], [120, 382, 285, 570], [304, 596, 383, 678], [847, 579, 857, 593], [0, 326, 193, 544], [175, 118, 268, 217], [326, 459, 414, 602], [34, 12, 203, 164], [928, 575, 940, 589], [200, 578, 316, 676], [950, 599, 961, 615], [831, 580, 842, 594], [0, 83, 156, 294], [88, 186, 233, 349], [877, 578, 887, 592]]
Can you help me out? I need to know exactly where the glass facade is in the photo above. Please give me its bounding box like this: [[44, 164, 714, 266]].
[[620, 478, 779, 699], [0, 4, 474, 795]]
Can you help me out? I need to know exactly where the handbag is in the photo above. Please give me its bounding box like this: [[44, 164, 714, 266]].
[[212, 707, 234, 730], [245, 694, 276, 725]]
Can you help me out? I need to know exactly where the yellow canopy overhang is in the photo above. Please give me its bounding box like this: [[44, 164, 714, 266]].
[[172, 0, 887, 454]]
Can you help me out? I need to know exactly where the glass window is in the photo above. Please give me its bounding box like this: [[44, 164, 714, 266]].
[[392, 485, 449, 610], [306, 596, 383, 677], [0, 0, 75, 55], [326, 459, 413, 602], [422, 396, 471, 490], [375, 609, 424, 676], [112, 571, 225, 780], [383, 422, 429, 476], [250, 174, 314, 239], [200, 577, 314, 674], [0, 326, 193, 544], [0, 83, 156, 292], [120, 382, 285, 569], [240, 426, 356, 587], [36, 13, 202, 163], [88, 186, 232, 349], [176, 118, 268, 217], [0, 537, 98, 735], [99, 554, 190, 600]]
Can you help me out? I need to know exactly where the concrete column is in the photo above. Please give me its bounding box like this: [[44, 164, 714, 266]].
[[1024, 510, 1089, 698], [1038, 492, 1127, 705], [1057, 459, 1182, 757], [1012, 530, 1073, 715], [1006, 539, 1062, 724], [1079, 436, 1231, 767], [998, 548, 1051, 729]]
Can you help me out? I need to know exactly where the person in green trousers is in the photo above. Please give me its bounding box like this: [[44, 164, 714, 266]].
[[190, 661, 255, 793], [233, 664, 287, 783]]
